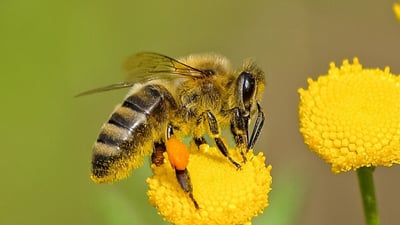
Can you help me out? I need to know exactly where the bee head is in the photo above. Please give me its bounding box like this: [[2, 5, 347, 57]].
[[236, 61, 265, 117]]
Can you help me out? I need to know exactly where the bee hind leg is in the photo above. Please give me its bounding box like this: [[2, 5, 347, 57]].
[[175, 168, 199, 209], [151, 141, 199, 208], [165, 124, 199, 208]]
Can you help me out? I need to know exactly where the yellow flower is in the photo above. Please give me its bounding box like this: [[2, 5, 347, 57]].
[[394, 2, 400, 21], [298, 58, 400, 173], [147, 144, 272, 225]]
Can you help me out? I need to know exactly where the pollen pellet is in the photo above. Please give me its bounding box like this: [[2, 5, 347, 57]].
[[166, 137, 190, 170]]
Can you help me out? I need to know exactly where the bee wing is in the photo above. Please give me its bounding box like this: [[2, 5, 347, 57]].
[[76, 52, 206, 97], [75, 82, 134, 97], [123, 52, 206, 82]]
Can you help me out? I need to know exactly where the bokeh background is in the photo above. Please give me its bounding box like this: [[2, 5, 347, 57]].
[[1, 0, 399, 224]]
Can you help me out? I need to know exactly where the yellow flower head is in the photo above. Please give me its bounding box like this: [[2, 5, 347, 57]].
[[147, 144, 272, 225], [394, 3, 400, 21], [298, 58, 400, 173]]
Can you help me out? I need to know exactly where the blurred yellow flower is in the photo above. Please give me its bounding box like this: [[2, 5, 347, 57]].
[[147, 144, 272, 225], [394, 2, 400, 21], [298, 58, 400, 173]]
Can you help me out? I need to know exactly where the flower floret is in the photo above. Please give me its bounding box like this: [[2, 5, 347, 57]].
[[394, 3, 400, 21], [147, 144, 272, 225], [299, 58, 400, 173]]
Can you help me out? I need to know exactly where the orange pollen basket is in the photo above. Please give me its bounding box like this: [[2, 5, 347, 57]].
[[166, 137, 190, 170]]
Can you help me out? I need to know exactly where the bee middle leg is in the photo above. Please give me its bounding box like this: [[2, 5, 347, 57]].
[[202, 110, 241, 169]]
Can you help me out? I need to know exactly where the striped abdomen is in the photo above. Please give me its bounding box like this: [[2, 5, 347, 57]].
[[91, 84, 176, 183]]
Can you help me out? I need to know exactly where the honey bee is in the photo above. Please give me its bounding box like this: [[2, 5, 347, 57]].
[[79, 52, 265, 208]]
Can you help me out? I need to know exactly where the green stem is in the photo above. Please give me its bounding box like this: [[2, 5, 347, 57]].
[[356, 167, 380, 225]]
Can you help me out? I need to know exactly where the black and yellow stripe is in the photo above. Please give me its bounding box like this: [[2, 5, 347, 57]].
[[91, 84, 177, 182]]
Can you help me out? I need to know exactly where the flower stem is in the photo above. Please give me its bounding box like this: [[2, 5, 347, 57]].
[[356, 167, 380, 225]]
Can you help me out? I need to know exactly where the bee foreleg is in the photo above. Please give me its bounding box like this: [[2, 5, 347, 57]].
[[229, 107, 250, 162], [203, 111, 241, 169], [248, 103, 265, 150], [176, 168, 199, 209]]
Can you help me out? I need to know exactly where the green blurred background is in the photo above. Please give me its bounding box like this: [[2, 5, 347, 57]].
[[1, 0, 399, 225]]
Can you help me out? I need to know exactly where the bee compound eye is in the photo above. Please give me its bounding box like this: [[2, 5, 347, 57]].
[[239, 72, 256, 107]]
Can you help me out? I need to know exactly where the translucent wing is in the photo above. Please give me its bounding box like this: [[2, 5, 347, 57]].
[[75, 82, 134, 97], [123, 52, 206, 82], [76, 52, 207, 97]]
